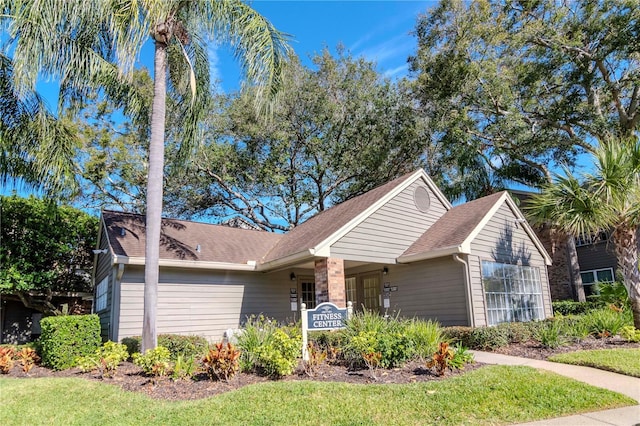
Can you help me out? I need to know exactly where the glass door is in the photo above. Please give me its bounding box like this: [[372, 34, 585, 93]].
[[299, 277, 316, 309], [362, 273, 381, 311]]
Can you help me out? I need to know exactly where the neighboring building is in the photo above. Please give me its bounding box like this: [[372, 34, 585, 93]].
[[510, 190, 634, 301], [93, 170, 553, 342]]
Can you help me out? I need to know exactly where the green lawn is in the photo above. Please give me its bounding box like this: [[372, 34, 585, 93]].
[[1, 365, 635, 426], [549, 348, 640, 378]]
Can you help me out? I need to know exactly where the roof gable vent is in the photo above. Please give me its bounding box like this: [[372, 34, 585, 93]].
[[413, 185, 431, 213]]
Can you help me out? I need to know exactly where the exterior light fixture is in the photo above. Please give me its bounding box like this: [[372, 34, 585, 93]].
[[383, 267, 389, 275], [290, 272, 297, 281]]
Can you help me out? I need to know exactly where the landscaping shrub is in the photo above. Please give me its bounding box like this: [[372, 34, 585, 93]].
[[254, 328, 301, 377], [235, 314, 280, 372], [443, 326, 474, 347], [496, 321, 540, 344], [593, 281, 629, 309], [171, 354, 197, 380], [469, 326, 509, 350], [17, 347, 39, 373], [536, 321, 567, 349], [121, 334, 207, 360], [302, 341, 327, 377], [403, 318, 443, 360], [426, 341, 454, 376], [0, 346, 16, 373], [582, 307, 629, 338], [39, 314, 101, 370], [620, 326, 640, 342], [132, 346, 171, 377], [76, 341, 129, 378], [309, 330, 343, 361], [449, 343, 474, 370], [202, 342, 241, 382], [552, 300, 598, 316], [340, 311, 415, 368]]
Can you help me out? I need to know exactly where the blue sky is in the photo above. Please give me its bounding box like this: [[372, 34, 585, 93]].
[[206, 1, 431, 91]]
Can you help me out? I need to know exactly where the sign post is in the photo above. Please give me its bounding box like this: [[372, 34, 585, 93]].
[[301, 301, 352, 361]]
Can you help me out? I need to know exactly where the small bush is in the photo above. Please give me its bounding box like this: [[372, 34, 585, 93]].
[[497, 321, 540, 344], [620, 326, 640, 342], [449, 343, 474, 370], [76, 341, 129, 378], [171, 354, 197, 380], [255, 328, 300, 377], [309, 330, 343, 361], [404, 319, 443, 360], [536, 321, 567, 349], [133, 346, 171, 377], [469, 326, 509, 350], [582, 307, 628, 338], [39, 314, 101, 370], [554, 316, 591, 340], [202, 342, 241, 382], [0, 346, 16, 374], [235, 315, 280, 372], [121, 334, 208, 361], [302, 342, 327, 377], [443, 326, 474, 347], [17, 347, 39, 374], [426, 342, 455, 376], [552, 300, 598, 316], [593, 281, 629, 309]]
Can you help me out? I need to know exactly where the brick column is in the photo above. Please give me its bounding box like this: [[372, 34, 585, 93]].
[[314, 257, 346, 307]]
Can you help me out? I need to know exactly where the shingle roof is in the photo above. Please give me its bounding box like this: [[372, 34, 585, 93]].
[[261, 172, 417, 263], [102, 211, 283, 264], [402, 192, 505, 256]]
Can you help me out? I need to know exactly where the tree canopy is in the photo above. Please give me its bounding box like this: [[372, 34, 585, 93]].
[[164, 50, 425, 230], [0, 195, 99, 314], [409, 0, 640, 199]]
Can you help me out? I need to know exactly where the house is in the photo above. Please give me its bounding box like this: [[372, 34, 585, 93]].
[[93, 170, 553, 342]]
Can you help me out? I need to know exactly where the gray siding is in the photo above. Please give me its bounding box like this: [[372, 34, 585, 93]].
[[330, 179, 449, 263], [116, 266, 293, 342], [94, 228, 114, 340], [577, 242, 617, 273], [469, 202, 552, 326], [382, 260, 468, 326]]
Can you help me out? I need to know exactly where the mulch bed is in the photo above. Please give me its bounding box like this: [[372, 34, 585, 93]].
[[4, 336, 638, 401]]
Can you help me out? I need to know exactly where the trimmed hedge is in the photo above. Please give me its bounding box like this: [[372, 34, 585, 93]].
[[39, 314, 101, 370], [552, 300, 599, 316], [121, 334, 208, 360]]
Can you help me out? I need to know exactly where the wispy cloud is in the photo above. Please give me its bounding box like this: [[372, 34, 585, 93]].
[[384, 63, 409, 78], [358, 34, 415, 66]]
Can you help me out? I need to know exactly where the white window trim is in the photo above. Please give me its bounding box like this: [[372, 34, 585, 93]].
[[482, 261, 545, 326], [580, 267, 614, 285], [95, 277, 108, 312]]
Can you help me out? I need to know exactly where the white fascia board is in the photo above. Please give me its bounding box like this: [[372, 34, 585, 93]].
[[112, 255, 258, 271], [256, 248, 316, 271], [458, 193, 552, 266], [313, 170, 453, 255], [397, 245, 468, 263]]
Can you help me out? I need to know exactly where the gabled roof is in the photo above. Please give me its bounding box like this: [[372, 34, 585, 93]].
[[398, 191, 551, 265], [261, 169, 451, 266], [102, 211, 282, 268]]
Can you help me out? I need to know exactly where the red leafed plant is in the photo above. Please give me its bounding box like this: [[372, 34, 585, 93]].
[[202, 342, 241, 382], [17, 347, 40, 374], [426, 342, 455, 376], [0, 346, 16, 374]]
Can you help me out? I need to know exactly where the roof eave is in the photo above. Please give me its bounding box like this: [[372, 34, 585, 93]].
[[112, 255, 258, 271], [397, 244, 469, 264], [257, 249, 316, 271]]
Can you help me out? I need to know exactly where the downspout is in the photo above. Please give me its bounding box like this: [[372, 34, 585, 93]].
[[453, 254, 475, 328]]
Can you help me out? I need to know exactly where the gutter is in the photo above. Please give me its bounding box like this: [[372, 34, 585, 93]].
[[453, 254, 476, 328], [112, 255, 258, 271], [256, 249, 316, 271], [397, 245, 468, 264]]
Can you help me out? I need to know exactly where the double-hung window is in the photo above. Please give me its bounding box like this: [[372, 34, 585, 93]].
[[95, 277, 108, 312]]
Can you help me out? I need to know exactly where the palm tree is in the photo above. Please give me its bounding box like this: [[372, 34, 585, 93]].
[[527, 137, 640, 328], [5, 0, 290, 351]]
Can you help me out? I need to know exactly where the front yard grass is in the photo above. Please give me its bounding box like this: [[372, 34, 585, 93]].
[[549, 348, 640, 378], [1, 365, 635, 426]]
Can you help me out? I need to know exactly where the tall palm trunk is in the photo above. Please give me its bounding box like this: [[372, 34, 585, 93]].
[[612, 224, 640, 329], [142, 39, 168, 353]]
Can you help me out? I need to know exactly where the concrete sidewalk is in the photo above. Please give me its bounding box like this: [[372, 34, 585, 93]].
[[470, 351, 640, 425]]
